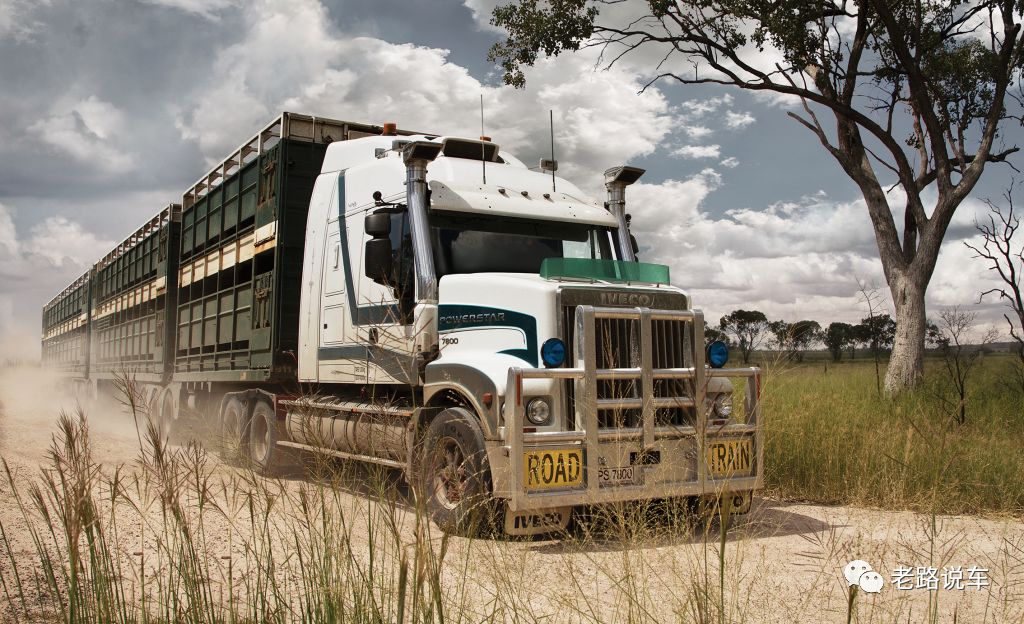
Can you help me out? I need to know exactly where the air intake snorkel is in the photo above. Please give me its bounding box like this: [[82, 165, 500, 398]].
[[402, 141, 442, 303], [604, 165, 645, 262]]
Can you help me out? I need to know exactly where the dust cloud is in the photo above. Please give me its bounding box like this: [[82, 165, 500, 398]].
[[0, 365, 151, 466]]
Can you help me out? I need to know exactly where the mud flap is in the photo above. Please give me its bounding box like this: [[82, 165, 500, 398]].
[[504, 506, 572, 536]]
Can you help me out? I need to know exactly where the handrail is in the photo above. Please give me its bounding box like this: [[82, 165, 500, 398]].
[[182, 112, 426, 210]]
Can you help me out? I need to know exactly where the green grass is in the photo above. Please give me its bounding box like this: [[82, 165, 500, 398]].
[[760, 353, 1024, 516]]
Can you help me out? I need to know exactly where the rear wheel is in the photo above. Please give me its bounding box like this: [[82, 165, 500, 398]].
[[156, 388, 176, 445], [416, 407, 494, 535], [248, 399, 281, 475], [218, 397, 248, 463]]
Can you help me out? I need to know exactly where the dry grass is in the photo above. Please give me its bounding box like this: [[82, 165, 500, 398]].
[[0, 365, 1022, 623]]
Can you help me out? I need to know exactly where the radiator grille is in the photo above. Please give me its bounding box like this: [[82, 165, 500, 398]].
[[560, 303, 696, 428]]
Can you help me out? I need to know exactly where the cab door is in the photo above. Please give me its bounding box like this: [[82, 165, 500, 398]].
[[355, 208, 417, 385], [320, 223, 346, 345]]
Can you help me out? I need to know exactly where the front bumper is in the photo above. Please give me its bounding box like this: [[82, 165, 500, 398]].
[[500, 305, 763, 512]]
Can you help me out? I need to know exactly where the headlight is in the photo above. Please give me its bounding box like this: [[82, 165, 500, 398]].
[[713, 393, 733, 419], [526, 397, 551, 425], [541, 338, 566, 367]]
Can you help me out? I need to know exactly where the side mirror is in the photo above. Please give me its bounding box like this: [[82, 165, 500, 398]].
[[365, 212, 391, 237], [365, 238, 393, 283]]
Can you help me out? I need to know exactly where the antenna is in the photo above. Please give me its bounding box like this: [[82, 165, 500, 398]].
[[549, 109, 556, 192], [480, 94, 487, 184]]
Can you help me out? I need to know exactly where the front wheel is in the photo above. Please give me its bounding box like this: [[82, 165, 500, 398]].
[[416, 407, 494, 536]]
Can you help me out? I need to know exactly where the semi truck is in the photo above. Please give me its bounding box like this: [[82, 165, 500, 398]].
[[41, 112, 763, 536]]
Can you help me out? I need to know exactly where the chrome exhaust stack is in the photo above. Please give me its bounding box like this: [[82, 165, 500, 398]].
[[604, 165, 646, 262], [403, 141, 442, 303]]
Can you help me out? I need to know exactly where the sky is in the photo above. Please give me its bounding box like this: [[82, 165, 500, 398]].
[[1, 0, 1021, 360]]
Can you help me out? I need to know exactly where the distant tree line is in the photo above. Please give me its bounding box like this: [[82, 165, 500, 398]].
[[712, 309, 947, 364]]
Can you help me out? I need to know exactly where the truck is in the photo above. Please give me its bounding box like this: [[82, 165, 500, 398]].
[[42, 112, 763, 536]]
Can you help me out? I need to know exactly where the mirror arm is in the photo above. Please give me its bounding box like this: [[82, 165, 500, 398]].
[[372, 203, 407, 215]]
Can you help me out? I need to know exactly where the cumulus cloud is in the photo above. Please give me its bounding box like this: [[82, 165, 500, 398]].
[[679, 94, 735, 117], [465, 0, 804, 113], [0, 202, 112, 361], [0, 204, 111, 281], [663, 94, 755, 162], [461, 0, 503, 31], [174, 0, 673, 188], [725, 111, 755, 129], [673, 145, 722, 159], [675, 95, 757, 133], [627, 175, 1010, 333], [28, 96, 134, 172], [681, 124, 713, 139]]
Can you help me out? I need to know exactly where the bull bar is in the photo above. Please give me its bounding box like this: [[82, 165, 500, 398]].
[[502, 305, 763, 512]]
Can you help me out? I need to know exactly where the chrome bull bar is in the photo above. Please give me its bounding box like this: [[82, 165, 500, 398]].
[[503, 306, 763, 512]]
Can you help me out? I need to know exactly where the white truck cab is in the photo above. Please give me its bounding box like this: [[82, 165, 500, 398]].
[[290, 129, 763, 536]]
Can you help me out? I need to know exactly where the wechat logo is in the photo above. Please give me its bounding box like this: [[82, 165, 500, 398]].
[[843, 560, 884, 593]]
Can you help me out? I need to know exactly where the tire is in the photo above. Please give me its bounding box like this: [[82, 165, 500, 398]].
[[156, 388, 176, 445], [218, 397, 249, 463], [416, 406, 494, 536], [248, 399, 281, 476]]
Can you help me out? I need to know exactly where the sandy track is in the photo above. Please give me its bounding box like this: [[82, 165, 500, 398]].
[[1, 367, 1022, 623]]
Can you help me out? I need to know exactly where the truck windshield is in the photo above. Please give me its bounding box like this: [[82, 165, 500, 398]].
[[430, 211, 616, 277]]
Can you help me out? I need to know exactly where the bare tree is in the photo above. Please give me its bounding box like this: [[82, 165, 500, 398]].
[[966, 184, 1024, 391], [857, 279, 889, 397], [937, 306, 999, 424]]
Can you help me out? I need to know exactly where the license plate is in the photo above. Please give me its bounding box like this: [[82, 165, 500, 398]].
[[707, 439, 753, 476], [598, 465, 636, 486], [523, 449, 584, 490]]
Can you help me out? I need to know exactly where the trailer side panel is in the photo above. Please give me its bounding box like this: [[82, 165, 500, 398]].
[[90, 205, 181, 381]]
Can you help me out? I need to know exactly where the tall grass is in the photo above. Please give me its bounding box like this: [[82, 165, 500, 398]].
[[0, 404, 467, 624], [762, 354, 1024, 515]]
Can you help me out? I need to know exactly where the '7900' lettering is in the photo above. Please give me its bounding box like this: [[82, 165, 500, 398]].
[[523, 449, 583, 489]]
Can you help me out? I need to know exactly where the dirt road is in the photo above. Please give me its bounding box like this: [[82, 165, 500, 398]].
[[1, 366, 1022, 623]]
